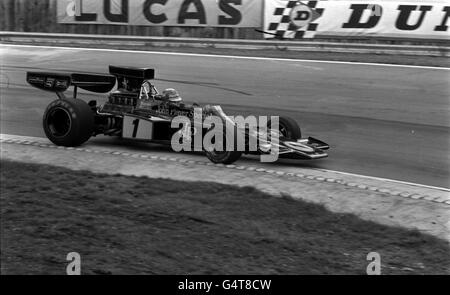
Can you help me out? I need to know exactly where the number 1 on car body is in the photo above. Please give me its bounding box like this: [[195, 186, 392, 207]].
[[122, 115, 153, 140]]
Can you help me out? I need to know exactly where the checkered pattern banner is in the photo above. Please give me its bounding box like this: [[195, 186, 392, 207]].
[[263, 0, 449, 40], [264, 0, 324, 39]]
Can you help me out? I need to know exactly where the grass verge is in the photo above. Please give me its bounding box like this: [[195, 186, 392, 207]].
[[1, 160, 449, 275]]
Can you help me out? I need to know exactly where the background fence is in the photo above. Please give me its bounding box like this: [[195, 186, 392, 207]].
[[0, 0, 261, 39], [1, 0, 448, 44]]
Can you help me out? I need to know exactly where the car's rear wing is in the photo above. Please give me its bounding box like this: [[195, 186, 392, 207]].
[[26, 72, 116, 97], [109, 66, 155, 80]]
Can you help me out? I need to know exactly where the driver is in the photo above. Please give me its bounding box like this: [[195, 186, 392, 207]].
[[161, 88, 182, 103]]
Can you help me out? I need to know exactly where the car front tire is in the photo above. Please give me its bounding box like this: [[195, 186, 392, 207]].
[[268, 116, 302, 140], [205, 150, 242, 164]]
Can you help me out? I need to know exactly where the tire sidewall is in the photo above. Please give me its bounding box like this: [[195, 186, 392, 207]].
[[205, 150, 242, 164]]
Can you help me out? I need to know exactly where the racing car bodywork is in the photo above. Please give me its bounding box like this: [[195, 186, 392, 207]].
[[26, 66, 329, 164]]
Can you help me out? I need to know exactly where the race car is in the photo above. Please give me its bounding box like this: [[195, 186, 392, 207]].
[[26, 66, 329, 164]]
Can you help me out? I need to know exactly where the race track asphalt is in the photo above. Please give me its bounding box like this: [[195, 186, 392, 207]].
[[0, 44, 449, 188]]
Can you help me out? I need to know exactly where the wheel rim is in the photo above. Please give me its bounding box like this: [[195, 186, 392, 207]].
[[279, 123, 288, 138], [47, 107, 72, 138], [269, 121, 289, 138]]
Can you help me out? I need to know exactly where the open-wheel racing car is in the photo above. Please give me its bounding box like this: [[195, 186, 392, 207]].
[[26, 66, 329, 164]]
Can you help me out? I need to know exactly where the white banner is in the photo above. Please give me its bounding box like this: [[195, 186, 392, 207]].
[[58, 0, 262, 27], [264, 0, 450, 39]]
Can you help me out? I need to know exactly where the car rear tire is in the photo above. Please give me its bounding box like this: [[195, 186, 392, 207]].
[[43, 98, 94, 146], [268, 116, 302, 140]]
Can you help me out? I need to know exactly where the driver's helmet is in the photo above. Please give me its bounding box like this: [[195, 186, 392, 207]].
[[162, 88, 182, 102]]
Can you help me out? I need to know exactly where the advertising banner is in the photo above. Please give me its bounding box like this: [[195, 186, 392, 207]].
[[264, 0, 450, 39], [58, 0, 262, 27]]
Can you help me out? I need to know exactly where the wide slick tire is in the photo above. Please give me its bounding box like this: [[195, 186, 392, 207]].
[[43, 98, 94, 147], [268, 116, 302, 140], [204, 123, 242, 164], [205, 150, 242, 164]]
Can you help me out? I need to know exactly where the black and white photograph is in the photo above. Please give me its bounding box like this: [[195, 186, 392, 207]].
[[0, 0, 449, 283]]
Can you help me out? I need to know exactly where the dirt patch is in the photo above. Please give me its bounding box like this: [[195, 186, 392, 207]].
[[1, 160, 449, 275]]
